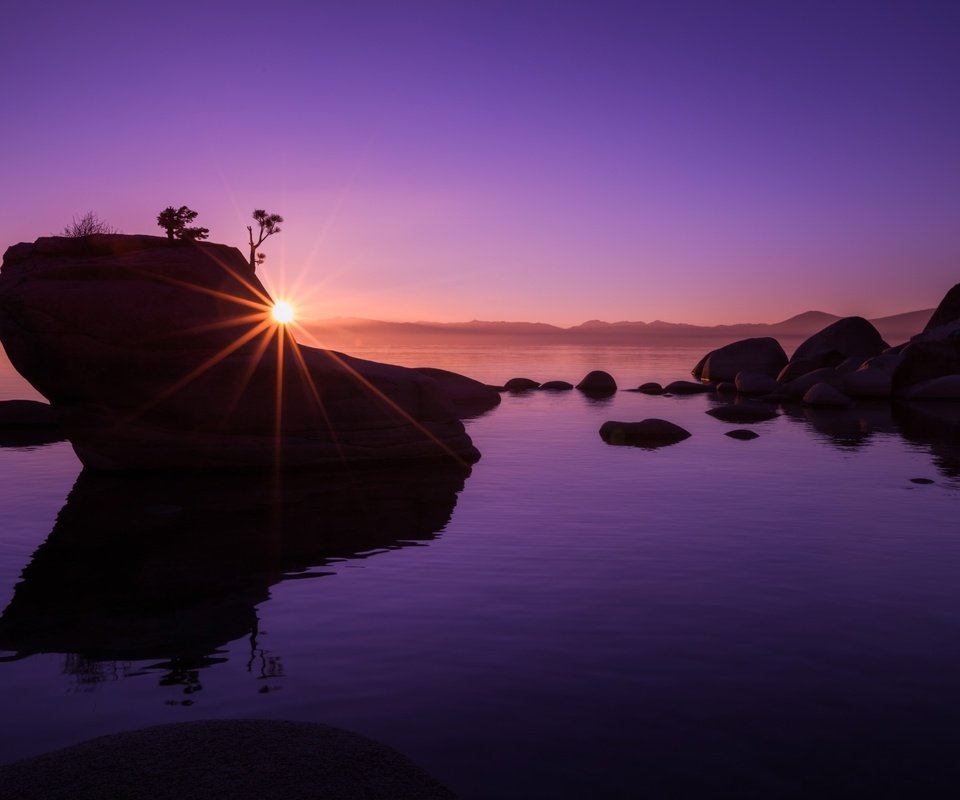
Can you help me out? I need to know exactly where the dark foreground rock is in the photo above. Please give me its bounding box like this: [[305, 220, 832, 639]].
[[0, 720, 456, 800], [0, 399, 59, 427], [599, 419, 691, 448], [692, 337, 787, 382], [0, 235, 480, 470]]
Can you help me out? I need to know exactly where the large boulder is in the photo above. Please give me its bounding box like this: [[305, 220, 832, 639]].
[[923, 283, 960, 332], [0, 235, 480, 470], [414, 367, 501, 418], [891, 338, 960, 393], [692, 337, 787, 382], [790, 317, 888, 368]]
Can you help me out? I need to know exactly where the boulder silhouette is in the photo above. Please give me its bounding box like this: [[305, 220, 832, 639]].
[[693, 337, 787, 382], [923, 282, 960, 332], [790, 317, 888, 369], [0, 235, 480, 470], [576, 370, 617, 395], [599, 419, 691, 448]]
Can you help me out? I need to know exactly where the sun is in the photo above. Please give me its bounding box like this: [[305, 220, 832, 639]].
[[271, 300, 295, 324]]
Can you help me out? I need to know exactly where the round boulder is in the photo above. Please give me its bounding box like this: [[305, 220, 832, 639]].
[[777, 358, 818, 384], [576, 370, 617, 396], [693, 337, 788, 382], [503, 377, 540, 392], [780, 367, 844, 400], [538, 380, 574, 391], [891, 339, 960, 393], [725, 429, 759, 440], [599, 419, 691, 448], [790, 317, 888, 369]]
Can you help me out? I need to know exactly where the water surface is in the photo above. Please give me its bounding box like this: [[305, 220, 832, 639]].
[[1, 343, 959, 798]]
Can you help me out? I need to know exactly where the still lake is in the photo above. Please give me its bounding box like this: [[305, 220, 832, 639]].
[[1, 341, 959, 798]]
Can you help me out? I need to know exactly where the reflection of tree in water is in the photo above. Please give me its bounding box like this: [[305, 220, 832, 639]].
[[2, 462, 469, 695]]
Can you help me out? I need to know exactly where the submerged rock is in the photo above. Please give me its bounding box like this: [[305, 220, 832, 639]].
[[635, 382, 664, 395], [538, 380, 574, 391], [503, 377, 541, 392], [725, 429, 759, 440], [706, 403, 778, 423], [663, 380, 711, 394], [599, 419, 691, 448], [0, 235, 480, 470]]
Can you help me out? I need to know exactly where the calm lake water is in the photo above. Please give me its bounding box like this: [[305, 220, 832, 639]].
[[2, 342, 960, 798]]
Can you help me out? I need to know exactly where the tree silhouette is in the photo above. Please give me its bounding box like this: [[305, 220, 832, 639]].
[[157, 206, 209, 241], [247, 209, 283, 271], [61, 211, 117, 236]]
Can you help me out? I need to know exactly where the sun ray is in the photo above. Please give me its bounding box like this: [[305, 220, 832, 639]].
[[217, 323, 279, 429], [115, 317, 275, 431]]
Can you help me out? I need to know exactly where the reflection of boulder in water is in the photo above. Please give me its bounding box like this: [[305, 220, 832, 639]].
[[0, 463, 469, 665], [893, 401, 960, 479], [779, 402, 897, 450]]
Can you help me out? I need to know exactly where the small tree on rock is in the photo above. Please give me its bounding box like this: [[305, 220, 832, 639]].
[[62, 211, 118, 236], [247, 209, 283, 271], [157, 206, 209, 241]]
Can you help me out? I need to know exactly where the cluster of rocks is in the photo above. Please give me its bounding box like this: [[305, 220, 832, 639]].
[[495, 284, 960, 451], [692, 283, 960, 408]]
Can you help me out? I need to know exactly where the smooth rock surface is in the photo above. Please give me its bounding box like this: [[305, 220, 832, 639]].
[[415, 367, 501, 418], [599, 419, 691, 448], [0, 719, 456, 800], [725, 429, 760, 440], [0, 399, 59, 427], [663, 380, 711, 394], [538, 380, 574, 391], [503, 377, 540, 392], [693, 337, 787, 382], [892, 339, 960, 393], [780, 367, 845, 400], [923, 282, 960, 331], [790, 317, 888, 368], [706, 403, 778, 423], [576, 370, 617, 395], [635, 382, 664, 395], [0, 236, 479, 469], [902, 374, 960, 400], [803, 383, 854, 408], [734, 371, 778, 395]]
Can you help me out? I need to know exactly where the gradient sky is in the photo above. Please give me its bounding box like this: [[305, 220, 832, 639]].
[[3, 1, 958, 326]]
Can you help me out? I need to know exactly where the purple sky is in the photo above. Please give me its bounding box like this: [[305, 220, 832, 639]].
[[3, 1, 958, 326]]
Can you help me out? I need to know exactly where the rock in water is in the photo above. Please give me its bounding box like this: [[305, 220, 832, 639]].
[[693, 337, 787, 382], [599, 419, 691, 448], [790, 317, 888, 368], [576, 370, 617, 396], [0, 235, 480, 470]]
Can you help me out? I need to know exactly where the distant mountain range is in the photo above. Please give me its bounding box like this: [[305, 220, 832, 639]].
[[303, 309, 934, 347]]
